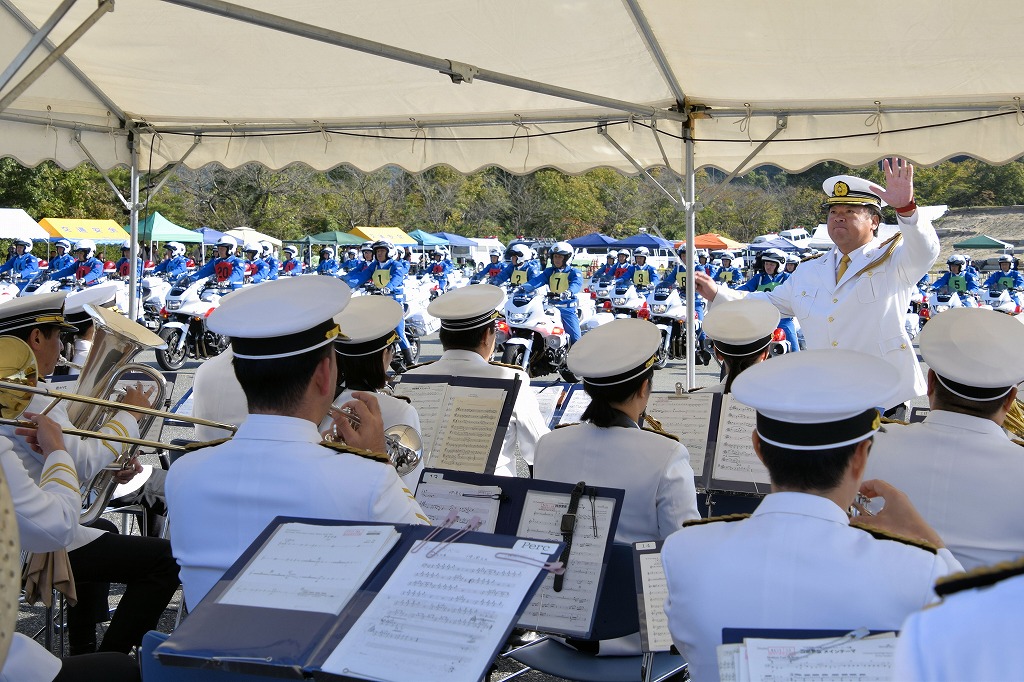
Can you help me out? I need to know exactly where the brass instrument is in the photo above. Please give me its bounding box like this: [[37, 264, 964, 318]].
[[324, 405, 423, 476], [1002, 397, 1024, 440], [642, 413, 666, 432]]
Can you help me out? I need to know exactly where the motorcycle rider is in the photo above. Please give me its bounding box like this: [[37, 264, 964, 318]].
[[697, 249, 718, 278], [493, 244, 540, 288], [592, 250, 618, 281], [243, 241, 270, 283], [983, 254, 1024, 305], [714, 251, 745, 287], [280, 244, 304, 276], [350, 242, 374, 276], [470, 247, 506, 284], [664, 252, 709, 357], [612, 249, 632, 280], [933, 254, 981, 304], [316, 246, 339, 276], [0, 237, 39, 288], [51, 239, 105, 286], [342, 248, 361, 273], [784, 253, 800, 274], [616, 246, 661, 291], [426, 246, 454, 293], [113, 239, 144, 279], [347, 239, 416, 367], [47, 238, 75, 273], [739, 249, 798, 352], [260, 242, 280, 280], [153, 241, 189, 280], [182, 235, 245, 289], [520, 241, 583, 344]]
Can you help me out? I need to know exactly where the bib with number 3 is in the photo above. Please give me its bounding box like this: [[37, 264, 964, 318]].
[[549, 272, 569, 293], [633, 269, 649, 287], [372, 268, 391, 289]]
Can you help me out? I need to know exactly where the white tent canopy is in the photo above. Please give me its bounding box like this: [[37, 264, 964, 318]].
[[2, 0, 1024, 176], [0, 207, 48, 239]]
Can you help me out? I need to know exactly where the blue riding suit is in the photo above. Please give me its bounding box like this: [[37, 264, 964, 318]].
[[187, 255, 246, 290], [347, 258, 411, 351], [47, 252, 75, 273], [471, 260, 507, 284], [427, 258, 454, 291], [591, 262, 617, 281], [341, 257, 362, 273], [52, 257, 104, 285], [616, 262, 660, 291], [317, 258, 339, 276], [740, 271, 798, 352], [522, 264, 584, 343], [984, 268, 1024, 305], [264, 255, 280, 280], [493, 260, 541, 288], [665, 264, 707, 343], [247, 257, 271, 283], [280, 257, 303, 276], [114, 256, 144, 279], [697, 262, 719, 279], [933, 270, 982, 304], [0, 252, 39, 289], [153, 255, 188, 280], [714, 264, 745, 288]]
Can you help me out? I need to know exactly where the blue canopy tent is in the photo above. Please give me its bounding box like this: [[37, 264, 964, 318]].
[[568, 232, 616, 248], [430, 231, 477, 247], [196, 226, 228, 244], [408, 229, 449, 246], [611, 233, 675, 249]]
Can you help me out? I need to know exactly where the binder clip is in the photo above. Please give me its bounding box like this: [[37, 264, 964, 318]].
[[426, 515, 483, 558], [410, 509, 458, 553]]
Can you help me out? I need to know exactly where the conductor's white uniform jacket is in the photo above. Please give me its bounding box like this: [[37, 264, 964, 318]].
[[165, 414, 429, 609], [1, 435, 82, 682], [403, 350, 550, 475], [713, 212, 939, 404], [866, 411, 1024, 571], [534, 421, 699, 544], [662, 492, 961, 682]]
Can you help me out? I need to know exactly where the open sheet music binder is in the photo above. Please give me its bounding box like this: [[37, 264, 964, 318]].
[[394, 373, 520, 474], [416, 469, 625, 639], [154, 517, 562, 681], [528, 381, 575, 429], [632, 541, 674, 654]]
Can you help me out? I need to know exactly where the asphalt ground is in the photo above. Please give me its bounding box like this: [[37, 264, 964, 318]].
[[16, 330, 928, 679]]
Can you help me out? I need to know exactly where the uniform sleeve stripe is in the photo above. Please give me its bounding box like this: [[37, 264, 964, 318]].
[[415, 513, 431, 524], [42, 462, 77, 479], [40, 477, 81, 494], [103, 419, 129, 439]]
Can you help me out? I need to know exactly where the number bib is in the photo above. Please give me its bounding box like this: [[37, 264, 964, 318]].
[[76, 264, 91, 279], [676, 271, 686, 287], [510, 269, 528, 285], [118, 262, 130, 277], [950, 275, 967, 292], [757, 281, 779, 292], [284, 261, 296, 272], [214, 261, 234, 282], [372, 269, 391, 289], [719, 270, 733, 283], [549, 272, 569, 294], [999, 276, 1014, 290], [633, 269, 650, 287]]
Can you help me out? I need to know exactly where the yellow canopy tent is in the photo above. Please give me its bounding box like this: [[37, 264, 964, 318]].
[[349, 226, 416, 246], [39, 218, 130, 244]]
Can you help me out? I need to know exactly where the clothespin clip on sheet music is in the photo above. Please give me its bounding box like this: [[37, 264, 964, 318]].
[[786, 627, 870, 661], [411, 509, 458, 553], [426, 515, 483, 558], [495, 552, 566, 575]]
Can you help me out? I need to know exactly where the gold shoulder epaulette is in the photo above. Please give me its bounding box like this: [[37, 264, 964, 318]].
[[683, 513, 750, 527], [880, 416, 909, 426], [854, 525, 937, 555], [391, 394, 412, 404], [935, 557, 1024, 597], [489, 360, 524, 371], [183, 437, 231, 452], [319, 441, 391, 465], [852, 233, 903, 279], [403, 360, 436, 371], [802, 252, 825, 262], [642, 426, 680, 442], [1013, 438, 1024, 448], [554, 421, 580, 429]]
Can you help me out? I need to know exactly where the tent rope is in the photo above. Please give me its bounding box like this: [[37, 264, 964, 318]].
[[864, 101, 883, 145], [733, 103, 753, 143], [1014, 97, 1024, 127]]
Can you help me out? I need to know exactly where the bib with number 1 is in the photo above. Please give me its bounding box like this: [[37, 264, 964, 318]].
[[372, 268, 391, 289]]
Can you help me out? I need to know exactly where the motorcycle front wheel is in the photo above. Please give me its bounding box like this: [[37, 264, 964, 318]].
[[156, 327, 189, 371], [501, 344, 526, 371]]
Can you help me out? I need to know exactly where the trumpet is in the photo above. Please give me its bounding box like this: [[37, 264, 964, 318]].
[[323, 404, 422, 477]]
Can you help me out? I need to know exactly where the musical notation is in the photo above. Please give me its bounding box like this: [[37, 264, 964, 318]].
[[531, 384, 566, 429], [393, 382, 447, 459], [711, 396, 770, 487], [415, 477, 502, 533], [635, 547, 674, 653], [515, 490, 615, 637], [645, 393, 715, 478], [216, 523, 399, 614], [720, 633, 897, 682], [432, 392, 505, 472], [321, 541, 554, 682], [556, 388, 592, 426]]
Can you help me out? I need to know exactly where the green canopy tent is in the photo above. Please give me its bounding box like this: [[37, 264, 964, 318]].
[[953, 234, 1014, 250], [130, 212, 202, 244], [310, 231, 365, 246], [408, 229, 449, 247]]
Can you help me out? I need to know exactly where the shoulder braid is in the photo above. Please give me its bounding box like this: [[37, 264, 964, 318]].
[[319, 440, 391, 465], [183, 437, 231, 452], [683, 513, 750, 527], [853, 525, 938, 555], [934, 557, 1024, 597]]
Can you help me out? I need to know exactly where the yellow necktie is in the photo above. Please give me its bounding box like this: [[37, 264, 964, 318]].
[[836, 254, 851, 283]]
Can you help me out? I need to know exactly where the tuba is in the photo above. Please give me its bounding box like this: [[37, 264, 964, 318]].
[[1003, 397, 1024, 442]]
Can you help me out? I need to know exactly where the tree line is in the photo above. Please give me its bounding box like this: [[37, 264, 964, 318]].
[[2, 156, 1024, 245]]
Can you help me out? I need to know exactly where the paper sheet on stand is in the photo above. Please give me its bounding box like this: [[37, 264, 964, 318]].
[[415, 475, 502, 533]]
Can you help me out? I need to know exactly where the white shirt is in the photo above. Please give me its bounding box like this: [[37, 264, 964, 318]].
[[534, 421, 699, 544], [714, 211, 939, 404], [662, 492, 961, 682], [191, 348, 247, 441], [866, 410, 1024, 571], [404, 349, 550, 475], [165, 414, 429, 609], [894, 569, 1024, 681]]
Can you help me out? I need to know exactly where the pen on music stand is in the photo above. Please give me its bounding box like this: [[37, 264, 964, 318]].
[[495, 552, 565, 575], [411, 509, 457, 553], [462, 492, 504, 500], [426, 516, 483, 558]]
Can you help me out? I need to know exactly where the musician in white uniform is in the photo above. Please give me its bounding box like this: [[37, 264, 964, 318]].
[[698, 298, 779, 394], [866, 307, 1024, 571], [166, 277, 428, 610], [696, 158, 939, 408], [0, 294, 179, 656], [403, 284, 549, 477], [322, 295, 423, 491], [894, 560, 1024, 681], [534, 318, 699, 544], [662, 350, 962, 682]]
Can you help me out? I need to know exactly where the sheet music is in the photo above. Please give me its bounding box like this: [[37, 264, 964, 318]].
[[394, 381, 448, 455], [515, 490, 615, 636], [217, 523, 399, 614], [430, 387, 506, 472], [645, 393, 715, 478], [557, 388, 591, 426], [531, 384, 565, 429], [415, 475, 502, 533], [321, 539, 558, 682], [711, 395, 770, 486], [742, 634, 896, 682], [717, 643, 743, 682], [635, 547, 673, 652]]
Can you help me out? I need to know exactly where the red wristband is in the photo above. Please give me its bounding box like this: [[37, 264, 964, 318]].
[[893, 200, 916, 215]]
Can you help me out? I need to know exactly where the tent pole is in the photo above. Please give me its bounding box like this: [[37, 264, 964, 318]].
[[0, 0, 114, 116], [684, 129, 696, 391], [621, 0, 686, 105], [73, 134, 130, 209], [599, 126, 681, 206], [699, 117, 788, 208], [0, 0, 77, 94], [143, 137, 201, 207], [159, 0, 686, 123], [128, 131, 140, 322]]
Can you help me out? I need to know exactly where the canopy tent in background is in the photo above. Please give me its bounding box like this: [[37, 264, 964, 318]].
[[953, 234, 1014, 250], [225, 226, 282, 248], [131, 212, 202, 244], [690, 233, 745, 251], [611, 233, 675, 250], [430, 232, 477, 247], [747, 236, 806, 253], [309, 231, 363, 246], [407, 229, 449, 247], [38, 217, 130, 244], [196, 227, 228, 244], [0, 208, 48, 240], [349, 226, 416, 247], [567, 233, 617, 248]]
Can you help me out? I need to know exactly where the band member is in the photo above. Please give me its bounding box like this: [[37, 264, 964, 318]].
[[165, 276, 427, 610], [699, 298, 780, 393]]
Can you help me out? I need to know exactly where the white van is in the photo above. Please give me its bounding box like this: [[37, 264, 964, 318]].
[[779, 227, 811, 245]]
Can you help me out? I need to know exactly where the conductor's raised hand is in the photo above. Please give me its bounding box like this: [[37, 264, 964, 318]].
[[851, 478, 944, 548], [869, 157, 914, 211], [332, 391, 387, 454], [693, 270, 718, 301]]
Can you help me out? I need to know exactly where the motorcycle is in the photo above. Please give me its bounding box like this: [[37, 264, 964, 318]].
[[580, 276, 617, 334], [155, 278, 231, 370], [609, 282, 647, 318], [354, 282, 423, 374], [979, 287, 1022, 315], [495, 286, 573, 381], [140, 273, 173, 331], [645, 284, 710, 368]]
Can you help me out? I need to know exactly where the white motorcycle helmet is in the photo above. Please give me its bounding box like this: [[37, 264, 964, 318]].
[[283, 244, 298, 257], [720, 251, 736, 264], [74, 239, 96, 259], [13, 237, 32, 253], [244, 241, 261, 256], [697, 249, 710, 260], [120, 239, 138, 256], [550, 241, 574, 263], [606, 250, 618, 261], [762, 249, 787, 267], [373, 240, 395, 260], [633, 246, 650, 260], [260, 241, 273, 256], [165, 241, 185, 257], [430, 246, 444, 259], [320, 246, 335, 259], [509, 244, 530, 262], [488, 247, 503, 259], [55, 238, 71, 253], [997, 253, 1014, 267], [346, 248, 357, 259], [216, 235, 237, 255], [947, 254, 967, 269]]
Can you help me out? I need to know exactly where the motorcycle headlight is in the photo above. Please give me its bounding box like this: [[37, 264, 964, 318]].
[[167, 300, 181, 311], [613, 297, 626, 306], [652, 304, 668, 314], [509, 312, 529, 323]]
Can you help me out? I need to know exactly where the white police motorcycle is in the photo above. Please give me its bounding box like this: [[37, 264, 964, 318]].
[[155, 278, 231, 370], [495, 285, 573, 380]]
